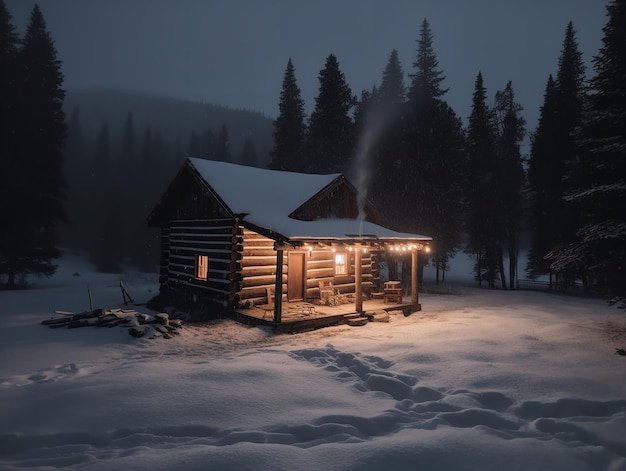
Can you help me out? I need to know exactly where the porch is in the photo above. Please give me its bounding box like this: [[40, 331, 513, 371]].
[[234, 296, 421, 333]]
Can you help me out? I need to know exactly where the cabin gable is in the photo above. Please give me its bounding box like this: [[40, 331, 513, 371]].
[[289, 176, 385, 225], [148, 163, 233, 227]]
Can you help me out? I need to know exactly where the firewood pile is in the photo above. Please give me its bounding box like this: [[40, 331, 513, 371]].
[[41, 308, 183, 339]]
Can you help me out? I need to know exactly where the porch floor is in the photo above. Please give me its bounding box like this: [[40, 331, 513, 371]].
[[234, 297, 421, 332]]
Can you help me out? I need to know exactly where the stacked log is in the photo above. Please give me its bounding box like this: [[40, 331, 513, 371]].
[[42, 309, 184, 340]]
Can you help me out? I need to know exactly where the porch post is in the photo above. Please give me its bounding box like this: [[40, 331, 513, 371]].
[[274, 248, 283, 324], [411, 248, 419, 305], [355, 248, 363, 314]]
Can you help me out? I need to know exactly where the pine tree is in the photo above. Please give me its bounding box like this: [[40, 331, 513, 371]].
[[133, 123, 165, 271], [0, 0, 18, 156], [397, 18, 450, 232], [365, 50, 406, 208], [114, 112, 138, 264], [213, 124, 231, 162], [379, 49, 406, 113], [1, 5, 66, 286], [527, 23, 586, 285], [203, 128, 215, 161], [396, 19, 466, 283], [239, 136, 259, 167], [121, 113, 136, 167], [0, 0, 21, 284], [408, 19, 448, 104], [549, 1, 626, 298], [91, 123, 121, 272], [140, 124, 153, 166], [270, 58, 307, 172], [493, 81, 526, 289], [353, 87, 375, 143], [465, 72, 501, 288], [308, 54, 356, 174], [59, 106, 85, 250], [188, 130, 202, 158], [527, 76, 560, 280]]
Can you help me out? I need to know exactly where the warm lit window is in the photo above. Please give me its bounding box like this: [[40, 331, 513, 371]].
[[335, 253, 348, 275], [195, 255, 208, 280]]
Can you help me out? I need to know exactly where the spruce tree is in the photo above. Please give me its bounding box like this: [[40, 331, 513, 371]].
[[140, 124, 153, 166], [465, 72, 500, 288], [369, 50, 406, 217], [239, 136, 259, 167], [408, 19, 447, 104], [398, 19, 466, 283], [213, 124, 232, 162], [366, 49, 405, 208], [270, 58, 307, 172], [0, 0, 20, 284], [59, 106, 85, 250], [116, 112, 137, 264], [353, 87, 375, 144], [400, 18, 449, 232], [550, 1, 626, 298], [308, 54, 356, 174], [91, 123, 121, 272], [527, 23, 586, 285], [378, 49, 406, 113], [493, 81, 526, 289], [527, 76, 560, 281], [1, 5, 66, 286], [203, 128, 215, 161], [188, 130, 202, 158], [0, 0, 18, 156]]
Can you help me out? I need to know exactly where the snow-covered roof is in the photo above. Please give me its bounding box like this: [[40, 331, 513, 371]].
[[188, 158, 431, 243]]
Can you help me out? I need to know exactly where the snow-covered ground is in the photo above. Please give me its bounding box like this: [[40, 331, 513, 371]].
[[1, 253, 625, 471]]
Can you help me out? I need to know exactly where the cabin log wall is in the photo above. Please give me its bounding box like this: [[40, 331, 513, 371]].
[[159, 226, 170, 287], [162, 222, 384, 309], [303, 249, 376, 300], [237, 229, 287, 305], [165, 219, 239, 304]]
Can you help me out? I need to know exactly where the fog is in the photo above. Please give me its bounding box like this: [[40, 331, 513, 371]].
[[6, 0, 606, 131]]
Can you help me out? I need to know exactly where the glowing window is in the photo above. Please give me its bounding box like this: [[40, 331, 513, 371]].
[[335, 253, 348, 275], [195, 255, 208, 280]]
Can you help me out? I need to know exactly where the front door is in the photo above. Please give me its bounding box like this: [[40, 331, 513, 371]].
[[287, 252, 305, 301]]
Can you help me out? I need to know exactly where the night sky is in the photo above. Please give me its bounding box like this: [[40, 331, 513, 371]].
[[6, 0, 607, 135]]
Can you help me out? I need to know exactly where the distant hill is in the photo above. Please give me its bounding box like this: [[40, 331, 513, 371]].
[[63, 88, 275, 166]]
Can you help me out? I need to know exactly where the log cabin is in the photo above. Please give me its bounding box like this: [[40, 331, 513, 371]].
[[148, 158, 432, 330]]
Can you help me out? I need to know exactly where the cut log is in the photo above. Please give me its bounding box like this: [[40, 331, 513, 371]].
[[98, 314, 121, 326], [68, 319, 90, 328], [42, 317, 72, 326], [136, 313, 151, 324], [168, 319, 183, 328], [129, 326, 146, 338], [72, 309, 106, 320], [155, 325, 169, 334]]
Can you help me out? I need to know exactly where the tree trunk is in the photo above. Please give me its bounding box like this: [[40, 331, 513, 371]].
[[7, 270, 15, 288], [508, 247, 517, 290], [499, 254, 507, 289]]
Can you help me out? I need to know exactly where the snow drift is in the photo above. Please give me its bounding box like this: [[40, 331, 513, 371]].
[[0, 254, 625, 470]]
